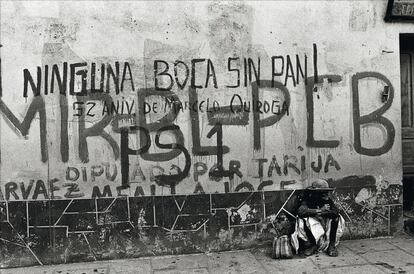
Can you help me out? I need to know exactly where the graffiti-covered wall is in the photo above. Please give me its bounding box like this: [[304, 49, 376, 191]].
[[0, 0, 408, 267]]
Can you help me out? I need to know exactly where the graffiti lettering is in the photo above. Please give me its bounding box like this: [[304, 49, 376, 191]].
[[252, 80, 290, 150], [0, 96, 47, 162], [352, 72, 395, 156], [154, 59, 218, 91], [306, 74, 341, 148], [271, 54, 308, 87], [77, 92, 119, 162], [23, 61, 135, 97]]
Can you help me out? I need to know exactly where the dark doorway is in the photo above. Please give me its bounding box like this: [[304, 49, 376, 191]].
[[401, 33, 414, 218]]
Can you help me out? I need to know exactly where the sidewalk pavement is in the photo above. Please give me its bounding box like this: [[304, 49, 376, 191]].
[[1, 234, 414, 274]]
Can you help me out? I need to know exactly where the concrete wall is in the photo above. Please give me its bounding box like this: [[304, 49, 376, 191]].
[[0, 0, 410, 267]]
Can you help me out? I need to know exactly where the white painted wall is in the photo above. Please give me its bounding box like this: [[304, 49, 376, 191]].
[[0, 1, 409, 200]]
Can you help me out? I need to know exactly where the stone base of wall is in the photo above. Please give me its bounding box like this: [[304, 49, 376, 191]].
[[0, 176, 402, 268]]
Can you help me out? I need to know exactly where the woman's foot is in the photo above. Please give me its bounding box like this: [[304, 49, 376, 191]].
[[304, 245, 318, 256], [327, 244, 338, 257]]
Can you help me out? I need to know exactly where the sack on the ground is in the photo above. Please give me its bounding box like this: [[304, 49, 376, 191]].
[[272, 235, 293, 259]]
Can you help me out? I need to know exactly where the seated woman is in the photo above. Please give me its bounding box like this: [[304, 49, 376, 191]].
[[291, 179, 345, 257]]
